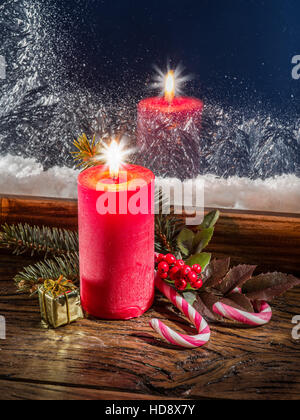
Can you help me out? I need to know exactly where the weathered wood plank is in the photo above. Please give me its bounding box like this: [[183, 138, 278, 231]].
[[0, 195, 78, 230], [0, 379, 177, 401], [1, 254, 300, 400]]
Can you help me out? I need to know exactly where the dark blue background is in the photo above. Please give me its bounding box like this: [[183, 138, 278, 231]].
[[54, 0, 300, 113]]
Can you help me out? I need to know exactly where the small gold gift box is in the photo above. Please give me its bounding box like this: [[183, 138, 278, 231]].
[[38, 276, 84, 329]]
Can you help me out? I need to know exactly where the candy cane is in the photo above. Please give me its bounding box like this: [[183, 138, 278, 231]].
[[150, 273, 211, 349], [213, 292, 272, 326]]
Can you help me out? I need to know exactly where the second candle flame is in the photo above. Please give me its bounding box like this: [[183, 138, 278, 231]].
[[164, 70, 175, 102]]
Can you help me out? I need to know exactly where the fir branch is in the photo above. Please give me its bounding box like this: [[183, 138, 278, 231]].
[[14, 253, 80, 295], [154, 190, 184, 256], [155, 213, 183, 256], [72, 133, 104, 170], [0, 223, 79, 258]]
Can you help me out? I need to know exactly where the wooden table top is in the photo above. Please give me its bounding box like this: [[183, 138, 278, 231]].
[[1, 252, 300, 400]]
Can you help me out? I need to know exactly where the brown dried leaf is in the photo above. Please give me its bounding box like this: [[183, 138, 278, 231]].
[[194, 292, 223, 322], [203, 257, 231, 288], [216, 264, 257, 295], [243, 272, 300, 302], [220, 293, 254, 313]]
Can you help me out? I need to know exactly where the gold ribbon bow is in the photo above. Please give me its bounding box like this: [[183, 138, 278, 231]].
[[43, 275, 77, 298], [41, 275, 78, 327]]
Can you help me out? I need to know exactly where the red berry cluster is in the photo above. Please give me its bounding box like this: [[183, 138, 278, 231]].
[[155, 253, 203, 291]]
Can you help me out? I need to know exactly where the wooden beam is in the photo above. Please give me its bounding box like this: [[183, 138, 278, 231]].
[[1, 194, 300, 275], [0, 194, 78, 230]]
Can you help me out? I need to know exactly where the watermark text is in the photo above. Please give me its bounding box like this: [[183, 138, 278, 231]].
[[292, 55, 300, 80], [0, 316, 6, 340], [0, 55, 6, 80], [96, 175, 204, 225], [292, 316, 300, 340]]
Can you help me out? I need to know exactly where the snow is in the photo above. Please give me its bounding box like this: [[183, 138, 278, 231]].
[[0, 154, 299, 214]]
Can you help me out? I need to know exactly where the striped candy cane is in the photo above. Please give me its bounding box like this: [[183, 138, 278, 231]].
[[150, 273, 211, 349], [213, 293, 272, 326]]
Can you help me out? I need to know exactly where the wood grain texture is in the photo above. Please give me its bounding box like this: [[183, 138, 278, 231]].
[[0, 380, 177, 401], [0, 254, 300, 400], [1, 194, 300, 275], [0, 195, 78, 230], [208, 210, 300, 276]]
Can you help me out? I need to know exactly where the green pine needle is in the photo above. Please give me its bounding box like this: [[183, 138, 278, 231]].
[[72, 134, 105, 170], [14, 253, 79, 295], [0, 223, 79, 258], [155, 213, 183, 256], [154, 190, 184, 256]]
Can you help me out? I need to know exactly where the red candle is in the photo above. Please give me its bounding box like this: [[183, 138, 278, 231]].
[[78, 163, 155, 320], [137, 96, 204, 142], [137, 71, 204, 178]]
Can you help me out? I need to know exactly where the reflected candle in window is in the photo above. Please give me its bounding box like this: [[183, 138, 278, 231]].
[[78, 141, 155, 320], [137, 69, 204, 179]]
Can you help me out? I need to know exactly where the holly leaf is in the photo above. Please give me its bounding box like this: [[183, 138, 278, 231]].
[[177, 228, 194, 257], [186, 252, 211, 270], [216, 264, 257, 295], [243, 272, 300, 302], [220, 293, 254, 313], [192, 227, 214, 254], [183, 291, 197, 307], [203, 258, 231, 288], [194, 292, 223, 322], [198, 210, 220, 230]]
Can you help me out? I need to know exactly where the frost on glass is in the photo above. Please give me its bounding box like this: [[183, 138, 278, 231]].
[[0, 0, 299, 203]]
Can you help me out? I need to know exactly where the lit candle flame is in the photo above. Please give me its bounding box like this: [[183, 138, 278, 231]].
[[151, 64, 192, 99], [164, 70, 175, 102], [107, 140, 122, 179], [99, 138, 135, 180]]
